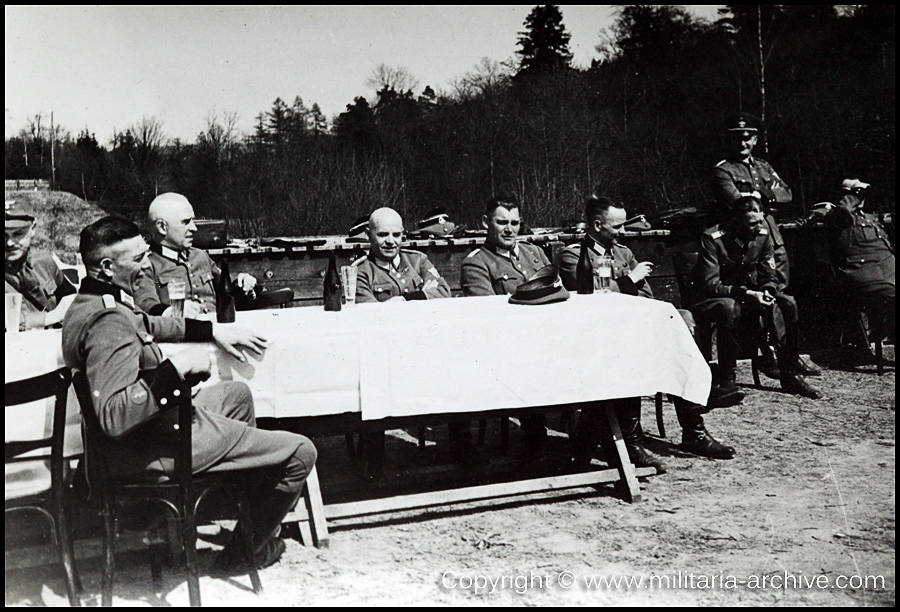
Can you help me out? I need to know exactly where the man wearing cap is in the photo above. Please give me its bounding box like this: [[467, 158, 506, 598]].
[[460, 194, 552, 453], [559, 196, 738, 470], [351, 207, 457, 475], [132, 192, 257, 319], [824, 179, 895, 360], [689, 196, 822, 399], [63, 215, 316, 573], [5, 200, 77, 330], [711, 112, 819, 379]]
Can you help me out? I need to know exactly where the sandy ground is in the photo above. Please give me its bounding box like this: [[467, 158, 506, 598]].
[[5, 355, 895, 607]]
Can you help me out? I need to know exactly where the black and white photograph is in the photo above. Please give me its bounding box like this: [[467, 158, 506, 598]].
[[5, 5, 894, 606]]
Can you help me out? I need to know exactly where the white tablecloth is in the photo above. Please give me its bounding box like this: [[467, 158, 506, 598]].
[[6, 292, 710, 432]]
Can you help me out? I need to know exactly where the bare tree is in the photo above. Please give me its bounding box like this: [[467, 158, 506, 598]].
[[365, 63, 420, 93]]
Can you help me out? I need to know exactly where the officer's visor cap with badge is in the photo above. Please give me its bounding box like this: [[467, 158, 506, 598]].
[[726, 112, 761, 134], [508, 264, 570, 305], [5, 200, 35, 229], [347, 215, 370, 243], [840, 178, 870, 196], [415, 207, 456, 238]]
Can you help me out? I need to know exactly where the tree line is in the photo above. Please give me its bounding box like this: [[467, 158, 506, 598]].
[[5, 5, 894, 238]]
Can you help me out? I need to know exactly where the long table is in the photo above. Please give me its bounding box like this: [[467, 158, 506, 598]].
[[6, 291, 710, 543]]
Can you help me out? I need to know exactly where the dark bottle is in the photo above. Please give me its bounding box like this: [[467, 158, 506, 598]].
[[216, 257, 237, 323], [324, 254, 342, 311], [576, 235, 595, 295]]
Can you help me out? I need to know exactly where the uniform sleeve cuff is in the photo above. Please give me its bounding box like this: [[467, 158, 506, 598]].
[[184, 319, 214, 342], [404, 291, 427, 301], [615, 276, 640, 296], [145, 360, 184, 412], [147, 303, 169, 316]]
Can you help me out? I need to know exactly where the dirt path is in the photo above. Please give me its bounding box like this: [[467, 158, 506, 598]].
[[6, 359, 894, 606]]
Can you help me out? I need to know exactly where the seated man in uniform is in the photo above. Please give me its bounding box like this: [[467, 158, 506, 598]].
[[823, 179, 895, 362], [133, 192, 257, 318], [352, 207, 459, 474], [5, 200, 77, 330], [689, 196, 821, 399], [460, 194, 552, 454], [63, 216, 316, 572], [559, 196, 737, 472], [711, 112, 820, 378]]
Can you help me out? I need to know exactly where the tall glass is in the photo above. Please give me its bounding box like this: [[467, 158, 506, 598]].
[[596, 256, 613, 292], [340, 266, 358, 306], [167, 279, 187, 317], [5, 293, 22, 333]]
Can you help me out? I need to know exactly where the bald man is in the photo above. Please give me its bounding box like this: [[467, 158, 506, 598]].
[[351, 208, 458, 477], [353, 207, 451, 303], [133, 193, 256, 318]]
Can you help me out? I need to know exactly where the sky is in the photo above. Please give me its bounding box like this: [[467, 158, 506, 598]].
[[5, 5, 723, 144]]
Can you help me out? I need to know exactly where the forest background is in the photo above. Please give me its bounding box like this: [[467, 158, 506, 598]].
[[4, 5, 895, 237]]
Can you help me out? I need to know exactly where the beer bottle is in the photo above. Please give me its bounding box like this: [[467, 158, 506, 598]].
[[216, 257, 236, 323], [324, 254, 342, 311], [576, 235, 595, 294]]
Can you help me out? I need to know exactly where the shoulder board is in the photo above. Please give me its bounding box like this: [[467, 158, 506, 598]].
[[715, 160, 729, 168], [759, 227, 768, 235], [400, 248, 424, 255], [350, 255, 367, 267], [466, 248, 481, 258], [710, 230, 724, 240], [102, 294, 116, 309]]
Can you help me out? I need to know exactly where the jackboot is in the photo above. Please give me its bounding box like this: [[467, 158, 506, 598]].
[[674, 398, 735, 459], [570, 403, 609, 466], [717, 366, 739, 393], [618, 398, 666, 474], [707, 385, 745, 409], [796, 355, 822, 376], [779, 337, 822, 399], [211, 488, 301, 576]]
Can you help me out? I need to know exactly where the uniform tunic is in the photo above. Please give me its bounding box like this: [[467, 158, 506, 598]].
[[460, 242, 549, 296], [353, 249, 450, 303], [4, 249, 76, 330], [557, 237, 652, 298], [133, 243, 221, 316], [62, 276, 311, 484], [713, 157, 791, 290], [824, 207, 895, 292]]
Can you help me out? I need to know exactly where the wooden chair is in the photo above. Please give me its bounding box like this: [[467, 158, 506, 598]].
[[5, 368, 81, 606], [72, 371, 262, 607]]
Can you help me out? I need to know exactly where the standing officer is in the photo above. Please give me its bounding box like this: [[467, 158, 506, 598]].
[[460, 194, 552, 454], [63, 216, 316, 572], [133, 192, 257, 318], [559, 196, 737, 471], [352, 207, 455, 476], [711, 113, 820, 378], [824, 179, 895, 362], [689, 196, 822, 399], [5, 200, 77, 330]]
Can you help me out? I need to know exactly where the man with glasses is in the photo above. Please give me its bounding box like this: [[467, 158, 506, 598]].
[[5, 200, 77, 330]]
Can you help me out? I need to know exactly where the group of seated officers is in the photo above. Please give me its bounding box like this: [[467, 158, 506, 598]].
[[4, 112, 893, 572]]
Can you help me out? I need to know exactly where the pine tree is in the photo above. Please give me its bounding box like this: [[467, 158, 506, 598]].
[[516, 5, 573, 76]]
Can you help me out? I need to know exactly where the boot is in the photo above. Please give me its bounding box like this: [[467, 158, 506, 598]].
[[796, 355, 821, 376], [681, 427, 735, 459], [707, 385, 745, 409], [211, 488, 300, 576], [780, 373, 822, 399], [618, 398, 666, 474], [779, 336, 822, 399], [674, 398, 735, 459], [570, 403, 608, 467], [757, 345, 780, 379], [717, 366, 739, 393]]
